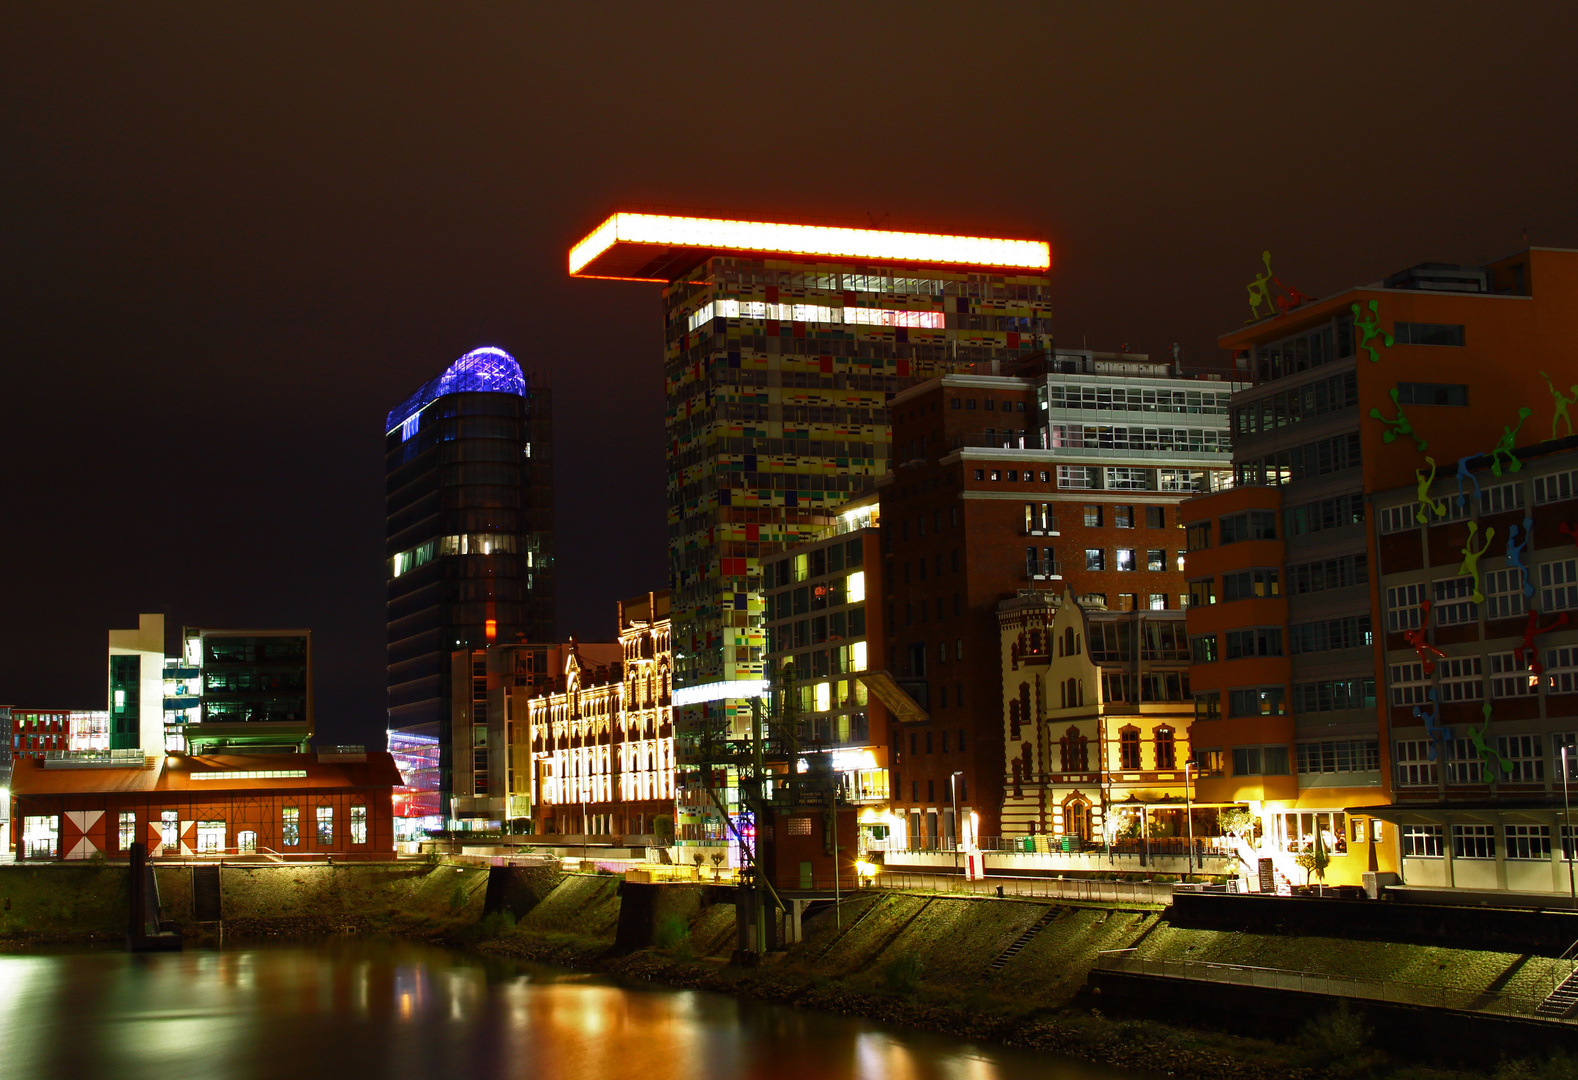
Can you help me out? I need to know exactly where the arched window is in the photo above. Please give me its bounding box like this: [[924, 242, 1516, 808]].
[[1060, 725, 1089, 772], [1064, 795, 1092, 841], [1065, 677, 1079, 709], [1011, 758, 1023, 798], [1063, 626, 1077, 656], [1009, 699, 1021, 739], [1018, 683, 1032, 730], [1155, 726, 1176, 769]]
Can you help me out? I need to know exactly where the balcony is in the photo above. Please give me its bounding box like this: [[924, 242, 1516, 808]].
[[42, 748, 151, 770], [1026, 559, 1062, 581]]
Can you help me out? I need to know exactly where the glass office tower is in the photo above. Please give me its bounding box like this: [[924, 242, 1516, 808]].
[[384, 347, 553, 831], [569, 213, 1052, 844]]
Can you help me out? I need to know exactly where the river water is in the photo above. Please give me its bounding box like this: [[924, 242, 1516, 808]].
[[0, 939, 1139, 1080]]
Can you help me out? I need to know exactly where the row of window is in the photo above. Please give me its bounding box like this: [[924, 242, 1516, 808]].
[[1285, 492, 1365, 537], [1377, 480, 1523, 533], [766, 571, 867, 619], [1043, 384, 1232, 415], [1047, 424, 1230, 454], [768, 538, 864, 586], [1193, 687, 1286, 721], [1052, 466, 1203, 492], [1391, 647, 1578, 706], [1234, 431, 1362, 488], [1396, 730, 1578, 786], [1184, 511, 1276, 551], [1231, 370, 1358, 435], [1190, 739, 1382, 779], [1386, 559, 1578, 629], [1252, 320, 1350, 383], [1079, 504, 1172, 529], [1401, 823, 1572, 861], [1082, 548, 1180, 572]]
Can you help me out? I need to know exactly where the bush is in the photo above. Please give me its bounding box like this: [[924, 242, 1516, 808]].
[[652, 914, 690, 952], [1495, 1050, 1578, 1080], [476, 911, 516, 941], [882, 952, 924, 995], [1296, 1001, 1371, 1064], [449, 884, 467, 911]]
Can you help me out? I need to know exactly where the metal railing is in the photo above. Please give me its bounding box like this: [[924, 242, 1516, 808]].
[[1094, 950, 1578, 1020], [41, 748, 149, 768], [886, 836, 1237, 858], [1025, 559, 1063, 579], [875, 871, 1173, 905]]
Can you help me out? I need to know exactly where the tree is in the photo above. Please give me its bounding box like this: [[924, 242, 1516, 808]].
[[1295, 830, 1330, 887], [1218, 807, 1257, 840]]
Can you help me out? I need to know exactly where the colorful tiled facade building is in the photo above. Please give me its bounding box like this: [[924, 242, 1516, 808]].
[[569, 212, 1053, 843]]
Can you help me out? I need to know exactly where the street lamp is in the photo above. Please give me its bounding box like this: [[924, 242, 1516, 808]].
[[951, 771, 964, 880], [1184, 761, 1196, 877], [1564, 745, 1575, 909]]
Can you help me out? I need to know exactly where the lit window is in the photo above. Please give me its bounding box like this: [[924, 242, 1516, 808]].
[[351, 805, 368, 846], [850, 642, 867, 672], [815, 682, 831, 712], [847, 570, 866, 603], [316, 806, 334, 847], [282, 807, 299, 846]]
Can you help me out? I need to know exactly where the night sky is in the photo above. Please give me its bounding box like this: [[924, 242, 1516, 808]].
[[4, 5, 1577, 747]]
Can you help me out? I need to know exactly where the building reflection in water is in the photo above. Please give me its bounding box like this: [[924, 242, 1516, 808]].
[[0, 942, 1126, 1080]]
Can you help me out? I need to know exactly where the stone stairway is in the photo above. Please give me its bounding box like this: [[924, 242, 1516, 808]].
[[988, 907, 1057, 972], [192, 865, 222, 922]]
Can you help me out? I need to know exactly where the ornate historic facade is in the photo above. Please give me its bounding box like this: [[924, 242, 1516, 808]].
[[522, 592, 675, 838], [997, 587, 1196, 846]]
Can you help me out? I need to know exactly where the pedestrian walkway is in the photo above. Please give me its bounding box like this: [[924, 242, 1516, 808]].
[[873, 870, 1172, 905]]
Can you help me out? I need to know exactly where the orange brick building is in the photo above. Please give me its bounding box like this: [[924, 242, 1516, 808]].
[[881, 351, 1238, 843], [11, 750, 401, 860], [1184, 248, 1578, 894]]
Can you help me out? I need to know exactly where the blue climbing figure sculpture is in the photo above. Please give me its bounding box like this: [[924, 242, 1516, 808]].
[[1454, 454, 1482, 513], [1507, 516, 1535, 599]]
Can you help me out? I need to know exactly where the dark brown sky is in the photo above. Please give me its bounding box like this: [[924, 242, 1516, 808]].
[[3, 4, 1576, 745]]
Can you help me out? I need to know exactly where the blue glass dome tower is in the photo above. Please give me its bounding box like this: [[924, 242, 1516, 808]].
[[384, 348, 554, 831]]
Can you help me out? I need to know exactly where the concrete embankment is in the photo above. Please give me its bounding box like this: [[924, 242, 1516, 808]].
[[8, 862, 1578, 1076], [0, 858, 504, 942]]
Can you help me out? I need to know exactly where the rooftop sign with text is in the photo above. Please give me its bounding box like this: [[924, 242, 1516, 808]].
[[568, 212, 1051, 282]]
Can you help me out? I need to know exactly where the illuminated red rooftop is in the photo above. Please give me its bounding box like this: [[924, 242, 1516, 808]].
[[568, 212, 1052, 282]]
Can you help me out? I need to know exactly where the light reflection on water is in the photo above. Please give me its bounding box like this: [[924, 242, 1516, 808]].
[[0, 940, 1136, 1080]]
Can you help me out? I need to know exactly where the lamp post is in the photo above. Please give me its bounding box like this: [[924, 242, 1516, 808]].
[[1184, 761, 1196, 877], [1564, 746, 1575, 909], [951, 771, 964, 881]]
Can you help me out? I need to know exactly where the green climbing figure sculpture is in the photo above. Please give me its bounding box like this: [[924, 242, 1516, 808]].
[[1489, 407, 1534, 476], [1542, 370, 1577, 439], [1246, 251, 1277, 322], [1468, 704, 1514, 783], [1415, 457, 1448, 523], [1459, 521, 1496, 604], [1352, 299, 1393, 362], [1370, 388, 1427, 452]]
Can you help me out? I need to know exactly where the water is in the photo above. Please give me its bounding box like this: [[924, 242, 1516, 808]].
[[0, 939, 1138, 1080]]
